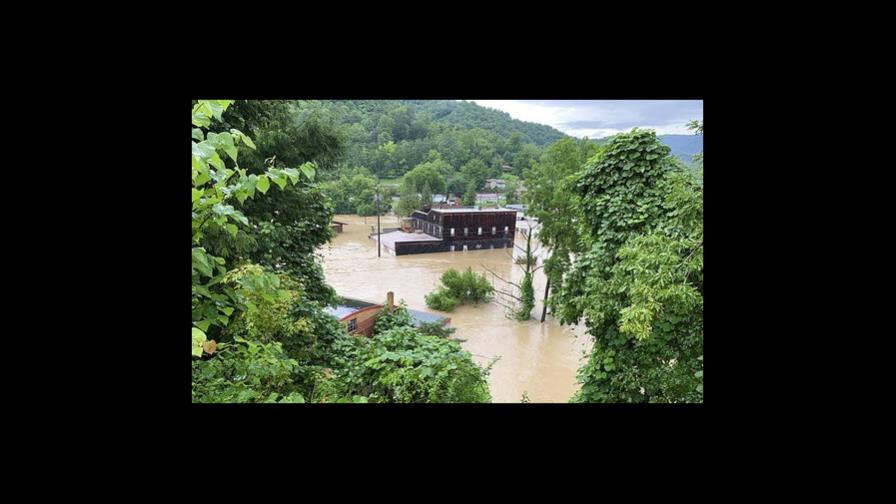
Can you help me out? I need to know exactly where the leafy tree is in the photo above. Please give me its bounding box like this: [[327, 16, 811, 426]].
[[546, 128, 703, 403], [460, 158, 490, 190], [403, 161, 447, 195], [396, 180, 420, 217], [191, 100, 313, 350], [446, 175, 469, 199], [523, 137, 601, 291], [420, 182, 433, 207], [463, 181, 477, 206]]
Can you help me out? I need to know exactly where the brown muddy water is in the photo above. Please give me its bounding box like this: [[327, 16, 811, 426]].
[[320, 214, 592, 403]]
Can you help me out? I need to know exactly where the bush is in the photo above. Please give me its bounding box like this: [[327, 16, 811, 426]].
[[192, 337, 302, 403], [336, 326, 491, 403], [425, 288, 459, 311], [425, 267, 493, 312], [417, 321, 457, 338], [373, 301, 414, 335]]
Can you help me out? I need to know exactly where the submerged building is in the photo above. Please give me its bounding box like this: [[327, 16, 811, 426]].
[[374, 207, 517, 255], [324, 291, 450, 337]]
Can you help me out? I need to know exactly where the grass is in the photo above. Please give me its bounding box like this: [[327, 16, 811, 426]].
[[378, 176, 403, 188]]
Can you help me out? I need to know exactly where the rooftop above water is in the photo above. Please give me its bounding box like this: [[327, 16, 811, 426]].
[[324, 296, 448, 326], [428, 208, 517, 214]]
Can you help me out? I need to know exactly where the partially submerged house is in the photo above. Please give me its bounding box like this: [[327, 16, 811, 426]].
[[330, 220, 348, 233], [324, 291, 451, 336], [374, 207, 517, 255]]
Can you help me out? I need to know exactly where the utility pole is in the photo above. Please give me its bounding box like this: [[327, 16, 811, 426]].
[[376, 180, 381, 257]]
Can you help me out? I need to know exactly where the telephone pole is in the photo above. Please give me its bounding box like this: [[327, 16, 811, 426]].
[[376, 181, 381, 257]]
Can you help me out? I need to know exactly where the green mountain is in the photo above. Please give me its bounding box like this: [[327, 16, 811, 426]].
[[295, 100, 566, 179]]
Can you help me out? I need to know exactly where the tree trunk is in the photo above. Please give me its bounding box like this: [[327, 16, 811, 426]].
[[540, 277, 551, 323]]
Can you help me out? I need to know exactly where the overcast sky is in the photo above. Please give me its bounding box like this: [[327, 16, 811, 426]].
[[467, 100, 703, 138]]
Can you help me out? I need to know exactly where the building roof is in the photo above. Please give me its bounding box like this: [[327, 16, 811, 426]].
[[325, 296, 448, 327], [428, 207, 515, 214], [323, 297, 379, 319]]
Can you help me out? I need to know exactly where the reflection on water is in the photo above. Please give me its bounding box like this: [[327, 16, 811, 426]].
[[320, 214, 592, 403]]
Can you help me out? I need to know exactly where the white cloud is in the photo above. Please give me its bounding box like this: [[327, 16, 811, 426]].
[[465, 100, 702, 139]]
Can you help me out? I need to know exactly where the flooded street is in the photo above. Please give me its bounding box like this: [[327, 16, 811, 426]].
[[320, 214, 592, 403]]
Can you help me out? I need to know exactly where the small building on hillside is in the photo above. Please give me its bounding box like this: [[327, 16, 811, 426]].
[[501, 164, 513, 172], [331, 220, 348, 233], [484, 178, 506, 190], [475, 192, 499, 205], [324, 291, 450, 337]]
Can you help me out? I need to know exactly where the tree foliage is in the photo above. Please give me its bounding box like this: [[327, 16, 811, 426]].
[[334, 326, 491, 403], [192, 100, 493, 403], [544, 128, 703, 403]]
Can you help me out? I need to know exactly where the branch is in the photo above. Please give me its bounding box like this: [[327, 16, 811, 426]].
[[483, 265, 521, 289]]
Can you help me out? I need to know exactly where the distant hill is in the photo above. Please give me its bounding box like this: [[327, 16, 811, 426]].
[[410, 100, 567, 147], [300, 100, 568, 179], [659, 134, 703, 164]]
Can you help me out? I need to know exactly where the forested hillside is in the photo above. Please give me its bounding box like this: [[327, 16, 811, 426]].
[[291, 100, 566, 179]]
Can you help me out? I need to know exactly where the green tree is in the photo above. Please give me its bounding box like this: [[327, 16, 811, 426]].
[[420, 181, 433, 207], [547, 128, 703, 403], [523, 137, 601, 291], [403, 160, 447, 195], [396, 180, 420, 217], [460, 158, 490, 190], [463, 181, 477, 206]]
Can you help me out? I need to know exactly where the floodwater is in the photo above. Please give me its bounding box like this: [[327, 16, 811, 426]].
[[320, 214, 592, 403]]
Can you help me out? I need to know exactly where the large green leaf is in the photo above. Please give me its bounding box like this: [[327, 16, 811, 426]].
[[218, 132, 238, 162], [256, 175, 270, 194], [192, 107, 210, 128], [230, 128, 256, 150], [281, 168, 299, 184], [192, 247, 212, 277], [269, 170, 287, 190], [192, 327, 207, 357], [300, 163, 316, 181], [209, 152, 225, 172]]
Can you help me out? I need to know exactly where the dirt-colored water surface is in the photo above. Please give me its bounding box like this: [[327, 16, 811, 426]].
[[320, 214, 592, 403]]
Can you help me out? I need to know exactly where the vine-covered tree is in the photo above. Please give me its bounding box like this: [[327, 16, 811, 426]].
[[549, 128, 704, 403]]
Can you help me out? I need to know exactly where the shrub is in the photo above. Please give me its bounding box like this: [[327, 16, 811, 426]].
[[336, 326, 491, 403], [417, 321, 457, 338], [425, 288, 459, 311], [425, 267, 493, 311], [373, 301, 414, 335]]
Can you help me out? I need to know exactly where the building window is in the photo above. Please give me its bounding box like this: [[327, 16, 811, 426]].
[[478, 227, 482, 235], [450, 228, 455, 237], [347, 318, 357, 332], [504, 226, 509, 233], [492, 226, 496, 235]]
